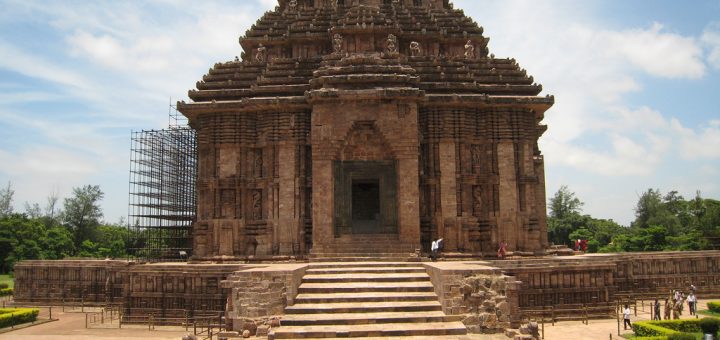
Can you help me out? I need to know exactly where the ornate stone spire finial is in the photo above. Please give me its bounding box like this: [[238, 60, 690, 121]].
[[409, 41, 421, 57], [255, 44, 267, 62], [464, 40, 475, 59], [385, 34, 398, 55], [332, 33, 344, 54]]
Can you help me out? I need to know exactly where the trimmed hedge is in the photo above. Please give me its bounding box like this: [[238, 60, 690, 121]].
[[709, 301, 720, 313], [0, 308, 39, 328], [700, 317, 720, 335], [0, 288, 12, 297], [633, 321, 681, 337], [666, 334, 697, 340], [633, 319, 707, 337], [0, 283, 8, 289]]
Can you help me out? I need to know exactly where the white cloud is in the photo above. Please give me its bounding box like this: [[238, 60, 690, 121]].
[[670, 118, 720, 160], [606, 22, 706, 79], [0, 40, 90, 91], [702, 22, 720, 69]]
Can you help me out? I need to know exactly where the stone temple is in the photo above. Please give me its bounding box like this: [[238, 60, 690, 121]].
[[178, 0, 553, 260], [13, 0, 720, 337]]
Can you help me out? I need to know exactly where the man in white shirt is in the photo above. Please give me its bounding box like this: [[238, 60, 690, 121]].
[[623, 305, 632, 330], [687, 292, 697, 315]]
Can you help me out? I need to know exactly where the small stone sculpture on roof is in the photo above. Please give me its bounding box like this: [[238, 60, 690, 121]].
[[385, 34, 398, 55], [255, 44, 267, 62], [332, 33, 344, 54], [464, 40, 475, 59], [288, 0, 297, 12], [410, 41, 421, 57]]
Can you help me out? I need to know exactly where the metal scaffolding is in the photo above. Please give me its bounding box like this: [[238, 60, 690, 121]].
[[128, 121, 196, 261]]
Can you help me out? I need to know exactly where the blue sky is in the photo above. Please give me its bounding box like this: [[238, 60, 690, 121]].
[[0, 0, 718, 226]]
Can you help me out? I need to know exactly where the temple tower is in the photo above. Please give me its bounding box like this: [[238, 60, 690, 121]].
[[178, 0, 553, 259]]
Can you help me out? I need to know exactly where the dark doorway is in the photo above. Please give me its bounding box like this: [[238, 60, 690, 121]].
[[352, 179, 380, 232], [334, 161, 398, 235]]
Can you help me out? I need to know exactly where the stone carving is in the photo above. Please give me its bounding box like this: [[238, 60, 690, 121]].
[[255, 44, 267, 62], [471, 144, 481, 167], [385, 34, 398, 55], [332, 33, 344, 54], [410, 41, 421, 56], [464, 40, 475, 59], [288, 0, 297, 12], [253, 149, 263, 177], [473, 185, 482, 216], [252, 190, 262, 220]]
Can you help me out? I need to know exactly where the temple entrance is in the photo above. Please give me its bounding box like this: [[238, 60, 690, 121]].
[[352, 179, 381, 233], [334, 161, 397, 235]]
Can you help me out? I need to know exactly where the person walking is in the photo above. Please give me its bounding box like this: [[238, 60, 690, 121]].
[[653, 299, 661, 320], [623, 305, 632, 330], [497, 240, 507, 259], [664, 298, 672, 320], [673, 299, 681, 319], [687, 291, 697, 316], [430, 239, 438, 261]]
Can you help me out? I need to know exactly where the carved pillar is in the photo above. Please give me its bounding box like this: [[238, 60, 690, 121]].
[[497, 142, 519, 250], [438, 141, 459, 250], [278, 143, 300, 254]]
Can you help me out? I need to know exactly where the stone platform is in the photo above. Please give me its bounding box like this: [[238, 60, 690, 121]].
[[12, 250, 720, 337]]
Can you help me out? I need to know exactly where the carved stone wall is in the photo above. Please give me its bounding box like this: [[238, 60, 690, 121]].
[[178, 0, 553, 257], [192, 109, 312, 259]]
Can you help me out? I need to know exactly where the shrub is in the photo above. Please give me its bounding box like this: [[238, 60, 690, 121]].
[[700, 317, 720, 335], [0, 283, 8, 289], [667, 333, 696, 340], [708, 301, 720, 313], [633, 320, 680, 337], [0, 288, 11, 297], [0, 308, 39, 328]]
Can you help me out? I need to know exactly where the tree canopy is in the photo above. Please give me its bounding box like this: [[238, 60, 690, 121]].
[[0, 183, 131, 273], [547, 186, 720, 253]]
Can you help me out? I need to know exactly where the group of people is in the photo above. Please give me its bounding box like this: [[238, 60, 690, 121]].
[[624, 284, 698, 330], [651, 285, 698, 321], [429, 239, 510, 260]]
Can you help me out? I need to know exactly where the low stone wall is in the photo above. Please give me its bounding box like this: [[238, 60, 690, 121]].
[[492, 251, 720, 321], [14, 260, 131, 305], [123, 263, 242, 323], [221, 263, 308, 332], [13, 260, 243, 324], [424, 262, 521, 332]]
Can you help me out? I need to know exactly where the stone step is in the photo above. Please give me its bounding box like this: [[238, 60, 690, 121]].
[[309, 256, 417, 262], [285, 301, 442, 314], [281, 311, 461, 326], [305, 266, 426, 274], [294, 291, 439, 304], [298, 281, 435, 293], [297, 337, 478, 340], [308, 262, 424, 268], [303, 272, 430, 283], [270, 321, 468, 338]]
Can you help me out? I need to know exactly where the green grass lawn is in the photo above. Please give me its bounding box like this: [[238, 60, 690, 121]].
[[0, 274, 13, 289]]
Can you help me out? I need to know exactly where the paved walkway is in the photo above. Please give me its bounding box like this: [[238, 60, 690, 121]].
[[0, 300, 713, 340]]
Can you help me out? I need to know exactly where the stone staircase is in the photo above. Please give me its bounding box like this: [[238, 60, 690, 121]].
[[270, 262, 467, 339], [308, 235, 421, 262]]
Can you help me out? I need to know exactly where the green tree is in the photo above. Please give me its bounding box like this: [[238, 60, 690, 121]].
[[547, 185, 586, 247], [0, 214, 46, 273], [41, 226, 75, 259], [61, 185, 104, 249], [633, 189, 663, 229], [0, 182, 14, 218], [549, 185, 584, 219]]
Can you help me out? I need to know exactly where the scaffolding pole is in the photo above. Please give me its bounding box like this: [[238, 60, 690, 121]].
[[128, 126, 196, 261]]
